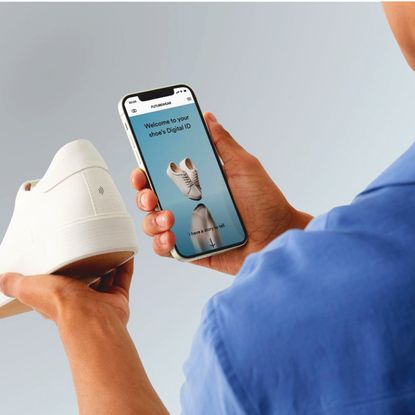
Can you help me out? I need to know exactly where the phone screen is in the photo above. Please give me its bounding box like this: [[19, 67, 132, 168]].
[[123, 85, 246, 259]]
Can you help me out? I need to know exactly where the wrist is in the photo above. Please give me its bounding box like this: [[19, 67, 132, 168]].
[[287, 207, 313, 231], [57, 300, 122, 335]]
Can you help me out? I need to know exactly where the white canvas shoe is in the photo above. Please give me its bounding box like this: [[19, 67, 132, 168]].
[[190, 204, 222, 252], [166, 162, 202, 201], [179, 158, 202, 195], [0, 139, 138, 319]]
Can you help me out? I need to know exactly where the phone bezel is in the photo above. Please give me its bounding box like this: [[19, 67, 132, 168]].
[[120, 84, 248, 260]]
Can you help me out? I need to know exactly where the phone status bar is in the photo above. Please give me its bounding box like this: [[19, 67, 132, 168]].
[[125, 87, 193, 117]]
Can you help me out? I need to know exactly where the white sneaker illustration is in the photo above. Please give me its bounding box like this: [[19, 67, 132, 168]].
[[179, 158, 202, 195], [166, 162, 202, 201], [190, 204, 222, 252], [0, 139, 138, 319]]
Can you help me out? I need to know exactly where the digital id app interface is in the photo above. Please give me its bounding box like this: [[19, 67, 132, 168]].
[[126, 87, 246, 258]]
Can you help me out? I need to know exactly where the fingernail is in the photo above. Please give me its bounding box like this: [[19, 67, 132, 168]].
[[208, 113, 217, 123], [156, 213, 167, 227], [159, 233, 168, 245], [140, 192, 146, 206]]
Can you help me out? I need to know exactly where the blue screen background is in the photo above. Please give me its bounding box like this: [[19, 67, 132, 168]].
[[129, 103, 245, 257]]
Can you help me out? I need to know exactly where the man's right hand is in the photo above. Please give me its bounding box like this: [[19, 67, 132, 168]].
[[131, 112, 312, 275]]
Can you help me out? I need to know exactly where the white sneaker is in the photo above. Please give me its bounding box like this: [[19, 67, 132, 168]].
[[179, 158, 202, 195], [190, 204, 222, 251], [166, 162, 202, 201], [0, 139, 138, 319]]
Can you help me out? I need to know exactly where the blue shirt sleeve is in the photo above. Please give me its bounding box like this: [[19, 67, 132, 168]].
[[180, 301, 258, 415]]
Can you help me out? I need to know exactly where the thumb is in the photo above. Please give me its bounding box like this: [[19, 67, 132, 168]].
[[204, 112, 244, 164]]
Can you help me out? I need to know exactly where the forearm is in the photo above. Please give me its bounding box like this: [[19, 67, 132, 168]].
[[59, 306, 168, 415]]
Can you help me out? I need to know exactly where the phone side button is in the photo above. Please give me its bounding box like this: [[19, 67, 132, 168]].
[[135, 151, 143, 166], [132, 145, 144, 168]]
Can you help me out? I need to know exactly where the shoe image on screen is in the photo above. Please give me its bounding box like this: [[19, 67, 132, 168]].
[[180, 157, 202, 195], [190, 203, 223, 252], [166, 158, 202, 201], [120, 84, 247, 260]]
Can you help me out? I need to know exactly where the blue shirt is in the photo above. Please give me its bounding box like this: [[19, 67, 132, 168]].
[[181, 143, 415, 414]]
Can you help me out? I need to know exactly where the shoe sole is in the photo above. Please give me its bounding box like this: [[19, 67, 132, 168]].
[[0, 215, 138, 319]]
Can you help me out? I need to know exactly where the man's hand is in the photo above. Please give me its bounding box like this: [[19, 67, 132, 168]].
[[0, 261, 169, 415], [0, 260, 134, 326], [132, 112, 313, 275]]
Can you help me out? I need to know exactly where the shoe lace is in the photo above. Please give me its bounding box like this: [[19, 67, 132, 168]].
[[181, 172, 193, 186], [191, 170, 201, 188]]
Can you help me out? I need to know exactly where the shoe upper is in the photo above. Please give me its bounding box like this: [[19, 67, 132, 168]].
[[190, 204, 222, 250], [192, 204, 216, 228], [180, 158, 201, 192], [0, 139, 132, 276], [35, 139, 109, 192], [167, 162, 201, 200]]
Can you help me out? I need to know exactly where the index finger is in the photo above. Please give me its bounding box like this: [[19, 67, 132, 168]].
[[131, 168, 149, 191], [0, 272, 76, 318]]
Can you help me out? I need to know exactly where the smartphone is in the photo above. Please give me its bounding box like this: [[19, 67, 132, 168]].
[[118, 84, 247, 261]]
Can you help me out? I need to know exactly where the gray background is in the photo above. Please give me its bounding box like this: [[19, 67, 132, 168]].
[[0, 3, 414, 414]]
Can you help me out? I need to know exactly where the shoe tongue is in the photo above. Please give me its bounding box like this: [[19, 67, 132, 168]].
[[36, 139, 109, 192]]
